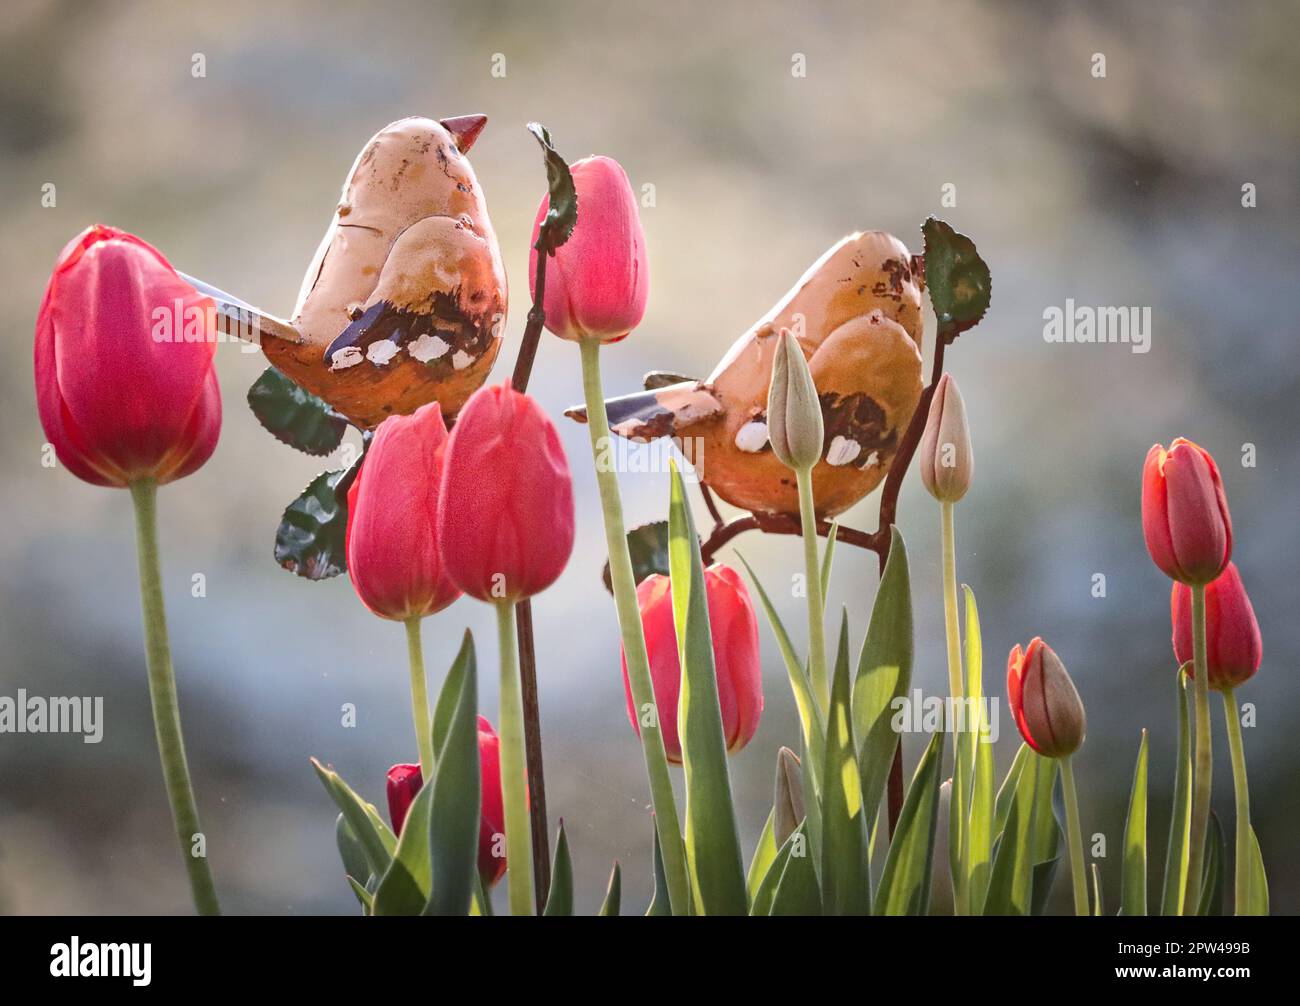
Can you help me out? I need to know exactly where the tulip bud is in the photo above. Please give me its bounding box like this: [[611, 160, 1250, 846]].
[[528, 155, 649, 343], [1141, 439, 1233, 585], [773, 746, 805, 848], [621, 564, 763, 763], [385, 715, 508, 887], [437, 382, 576, 602], [345, 402, 461, 621], [34, 225, 222, 487], [1171, 562, 1261, 691], [1006, 638, 1086, 758], [917, 373, 973, 503], [767, 328, 824, 471]]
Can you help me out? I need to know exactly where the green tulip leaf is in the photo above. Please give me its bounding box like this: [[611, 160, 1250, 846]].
[[247, 365, 348, 456], [1120, 730, 1150, 916], [646, 825, 672, 917], [602, 520, 671, 594], [1027, 758, 1061, 916], [335, 813, 372, 894], [598, 862, 622, 917], [668, 462, 748, 916], [1244, 826, 1269, 916], [527, 122, 578, 254], [746, 810, 778, 904], [1091, 862, 1104, 916], [875, 730, 944, 915], [820, 614, 872, 915], [311, 758, 395, 878], [983, 745, 1042, 916], [275, 468, 349, 580], [1160, 665, 1193, 916], [347, 876, 373, 914], [769, 823, 822, 916], [425, 631, 480, 916], [961, 585, 995, 915], [922, 216, 991, 342], [819, 522, 839, 598], [852, 527, 913, 831], [372, 776, 435, 916], [1196, 813, 1226, 916], [543, 821, 575, 917]]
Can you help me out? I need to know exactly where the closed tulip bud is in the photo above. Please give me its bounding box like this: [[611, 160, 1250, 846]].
[[345, 402, 461, 620], [1171, 562, 1261, 691], [767, 328, 824, 471], [621, 564, 763, 763], [773, 746, 805, 848], [385, 715, 508, 887], [437, 383, 575, 602], [918, 373, 973, 503], [34, 225, 221, 487], [528, 155, 649, 343], [1142, 438, 1233, 585], [1006, 637, 1086, 758]]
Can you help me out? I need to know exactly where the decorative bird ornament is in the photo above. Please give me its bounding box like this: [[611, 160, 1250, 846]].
[[185, 115, 507, 429], [569, 231, 925, 517]]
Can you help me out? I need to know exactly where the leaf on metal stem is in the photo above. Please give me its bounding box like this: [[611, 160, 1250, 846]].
[[527, 122, 578, 254], [602, 520, 671, 594], [921, 217, 991, 343], [275, 469, 349, 579], [247, 365, 348, 456]]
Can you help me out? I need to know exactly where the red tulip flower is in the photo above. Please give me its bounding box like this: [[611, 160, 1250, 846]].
[[386, 715, 508, 887], [437, 382, 575, 602], [1142, 439, 1233, 585], [34, 224, 221, 487], [1006, 637, 1086, 758], [621, 564, 763, 763], [528, 155, 649, 343], [346, 401, 461, 621], [1171, 562, 1261, 691]]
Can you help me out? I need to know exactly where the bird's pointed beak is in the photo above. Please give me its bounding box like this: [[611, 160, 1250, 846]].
[[440, 114, 488, 153]]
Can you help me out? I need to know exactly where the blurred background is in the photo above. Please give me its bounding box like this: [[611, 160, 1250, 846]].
[[1, 0, 1296, 915]]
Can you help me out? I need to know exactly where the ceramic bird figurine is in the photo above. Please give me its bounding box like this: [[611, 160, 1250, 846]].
[[569, 231, 925, 517], [186, 115, 507, 429]]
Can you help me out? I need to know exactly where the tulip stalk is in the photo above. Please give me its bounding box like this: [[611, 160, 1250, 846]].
[[129, 479, 220, 916], [1183, 583, 1213, 913], [940, 502, 963, 707], [796, 468, 829, 712], [404, 618, 435, 782], [1059, 756, 1089, 917], [495, 600, 535, 916], [1221, 688, 1251, 915], [579, 338, 690, 915]]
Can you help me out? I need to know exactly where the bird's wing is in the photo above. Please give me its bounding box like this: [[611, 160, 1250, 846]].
[[564, 379, 723, 441]]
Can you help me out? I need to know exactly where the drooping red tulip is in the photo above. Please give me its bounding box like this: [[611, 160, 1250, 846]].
[[345, 401, 461, 621], [385, 715, 508, 887], [621, 564, 763, 763], [437, 382, 575, 602], [34, 225, 221, 487], [528, 155, 649, 343], [1171, 562, 1262, 691], [1142, 439, 1233, 585], [1006, 637, 1086, 758]]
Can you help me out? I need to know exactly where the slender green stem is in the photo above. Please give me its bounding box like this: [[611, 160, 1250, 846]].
[[941, 501, 963, 705], [1059, 756, 1089, 917], [128, 479, 220, 916], [795, 467, 828, 713], [404, 617, 434, 782], [579, 338, 690, 915], [495, 600, 534, 916], [1183, 583, 1213, 913], [1222, 688, 1251, 915]]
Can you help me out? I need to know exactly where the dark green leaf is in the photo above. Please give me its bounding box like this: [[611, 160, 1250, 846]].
[[275, 469, 348, 580], [425, 633, 480, 916], [1027, 758, 1061, 915], [602, 521, 671, 594], [598, 862, 622, 917], [1196, 813, 1226, 916], [431, 631, 476, 759], [647, 825, 671, 917], [876, 731, 944, 915], [527, 122, 578, 253], [984, 745, 1040, 916], [668, 463, 748, 915], [1160, 665, 1193, 916], [922, 217, 991, 342], [247, 366, 347, 456], [335, 813, 371, 891], [1121, 730, 1150, 916], [820, 612, 871, 915], [644, 371, 696, 391], [543, 821, 575, 916]]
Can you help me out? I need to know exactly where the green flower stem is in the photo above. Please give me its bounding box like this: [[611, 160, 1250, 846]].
[[579, 338, 690, 916], [404, 617, 435, 782], [1059, 756, 1090, 917], [1183, 582, 1213, 913], [940, 501, 963, 705], [1222, 688, 1251, 915], [128, 478, 220, 917], [495, 599, 535, 916], [795, 466, 828, 713]]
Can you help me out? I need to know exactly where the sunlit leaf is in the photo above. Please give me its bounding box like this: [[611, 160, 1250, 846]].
[[1120, 730, 1149, 916], [1244, 826, 1269, 916], [598, 862, 622, 917], [543, 822, 574, 917], [875, 730, 944, 915], [769, 823, 821, 916], [372, 777, 435, 916], [984, 745, 1040, 916], [820, 613, 871, 915], [1160, 665, 1193, 916]]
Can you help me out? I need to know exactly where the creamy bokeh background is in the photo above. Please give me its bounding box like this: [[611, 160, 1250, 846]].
[[1, 0, 1296, 913]]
